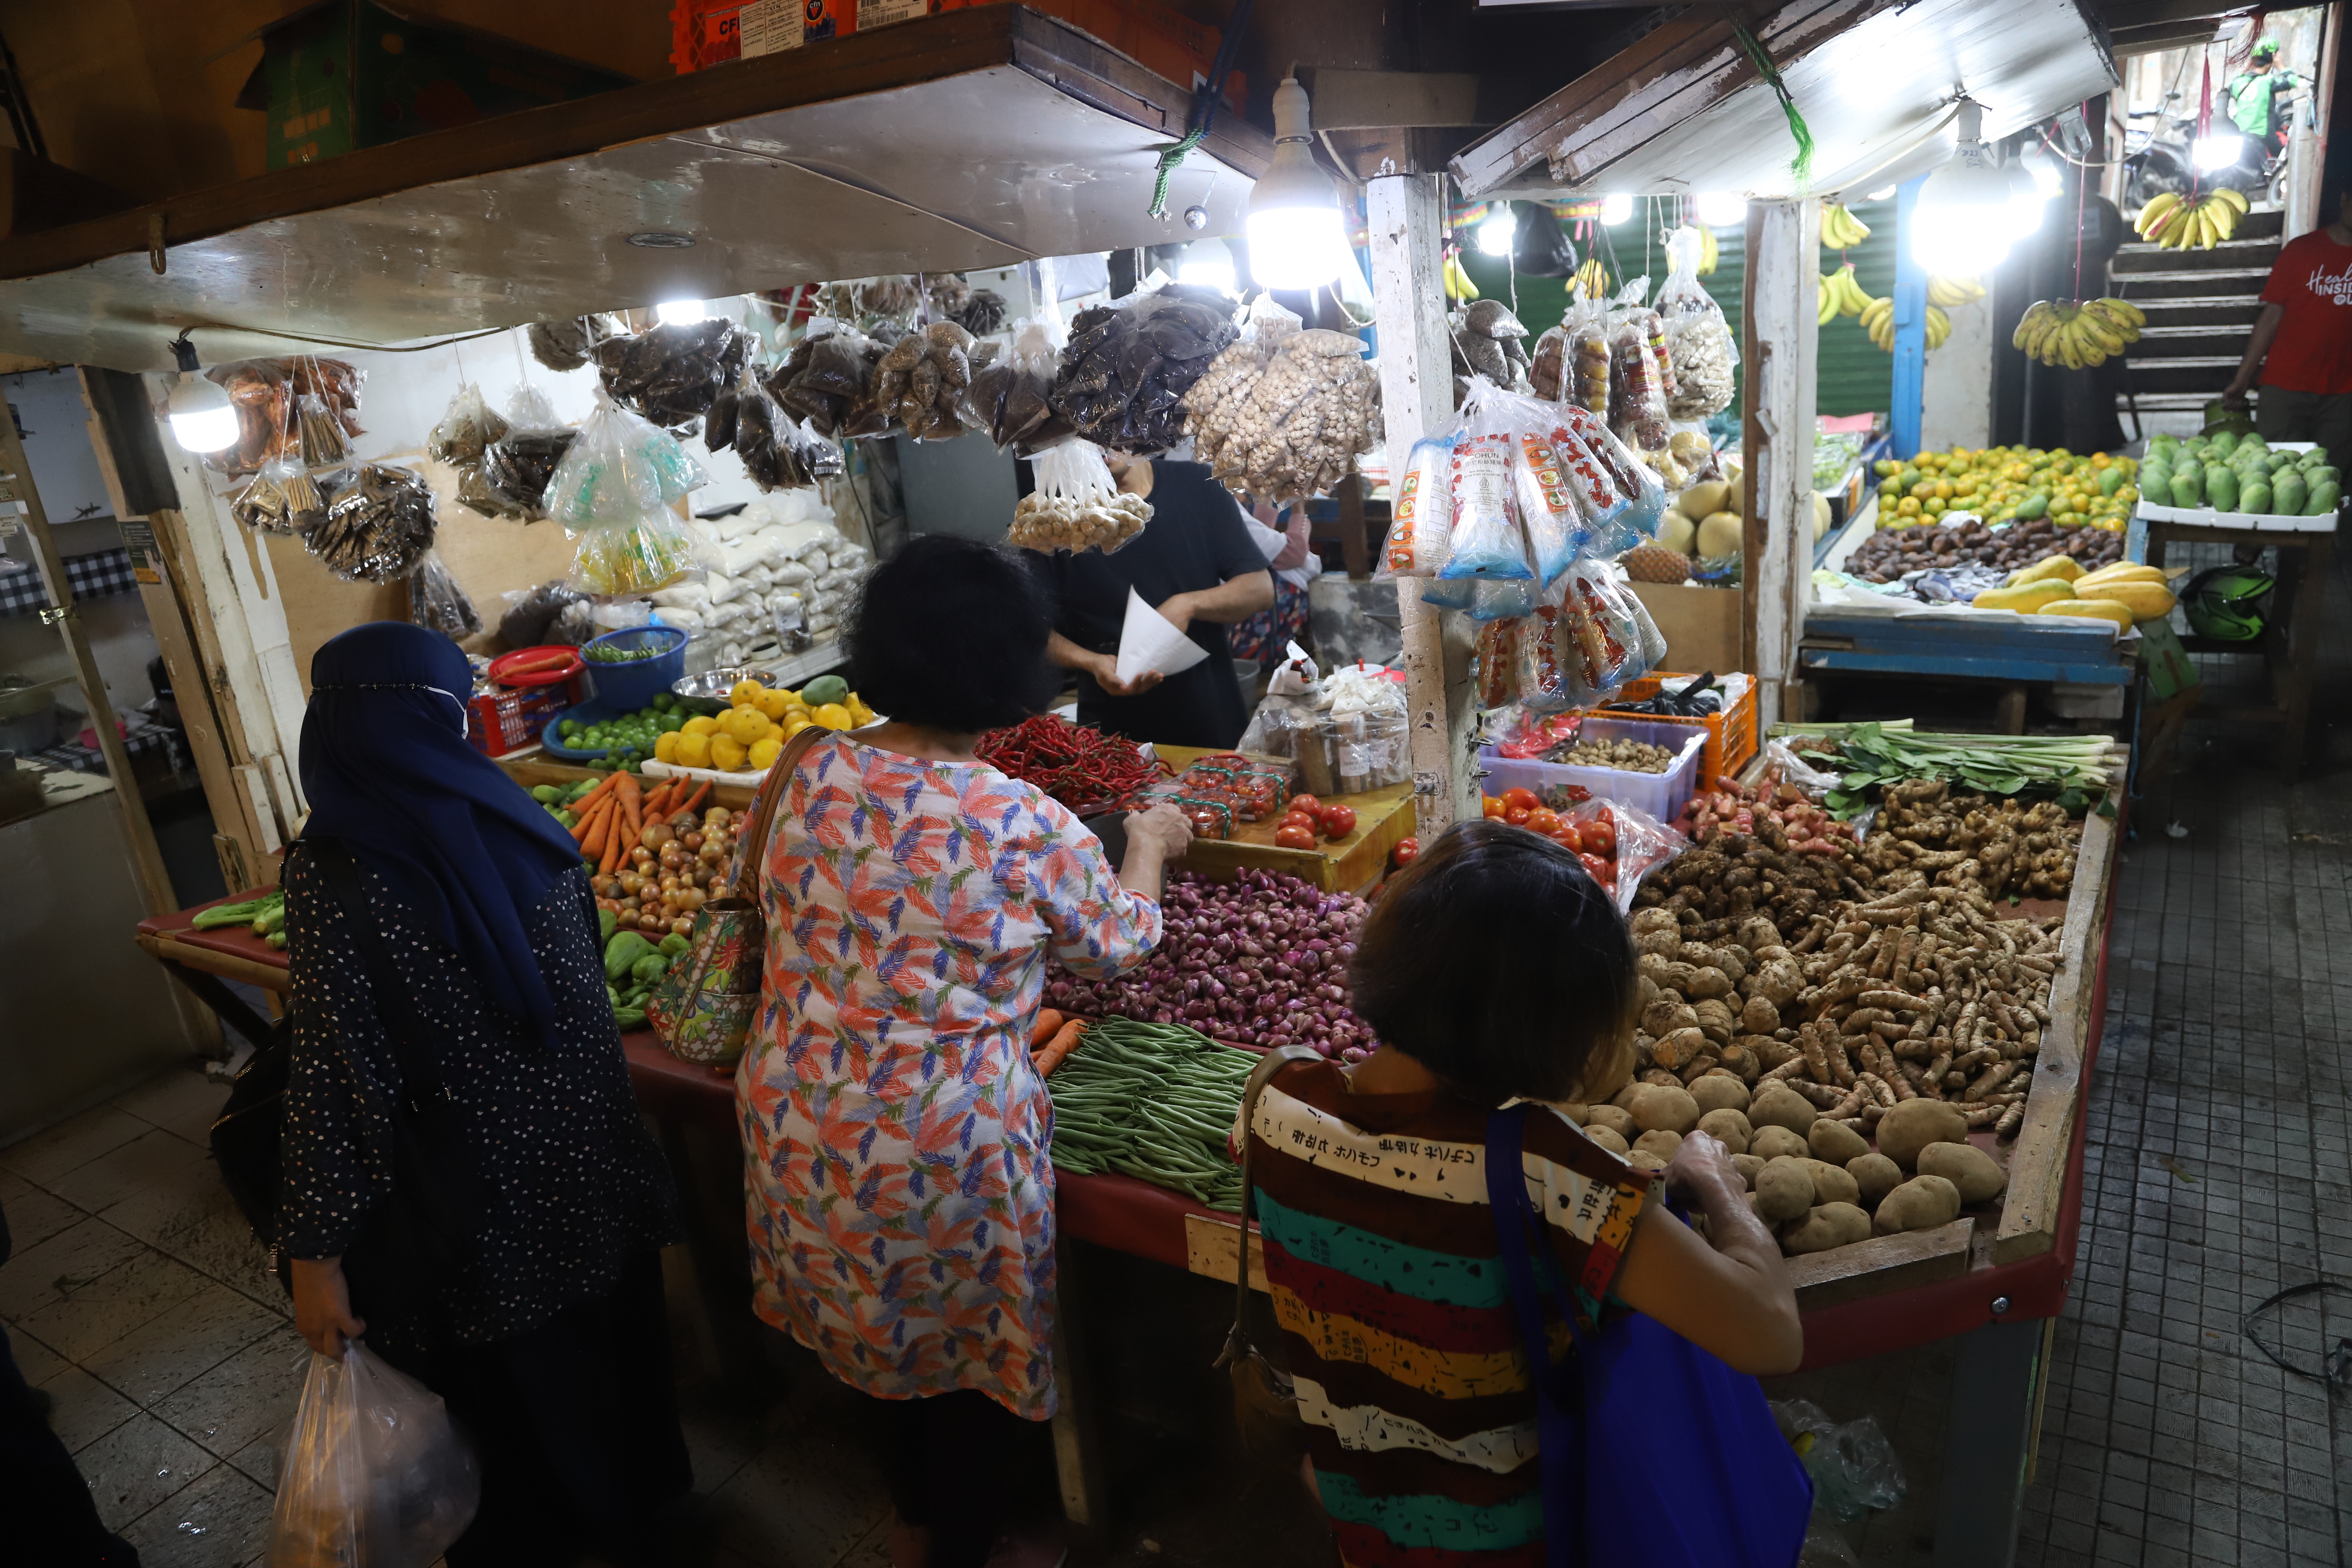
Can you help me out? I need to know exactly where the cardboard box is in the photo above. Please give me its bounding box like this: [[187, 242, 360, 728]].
[[1628, 581, 1744, 681], [248, 2, 633, 170]]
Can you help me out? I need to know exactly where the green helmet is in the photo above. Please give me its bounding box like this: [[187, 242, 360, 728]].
[[2183, 566, 2272, 641], [2253, 37, 2281, 61]]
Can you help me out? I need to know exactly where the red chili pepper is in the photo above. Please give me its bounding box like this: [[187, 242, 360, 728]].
[[974, 715, 1166, 816]]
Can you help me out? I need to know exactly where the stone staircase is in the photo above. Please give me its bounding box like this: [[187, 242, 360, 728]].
[[2109, 203, 2283, 432]]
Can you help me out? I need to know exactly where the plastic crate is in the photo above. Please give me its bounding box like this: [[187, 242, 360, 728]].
[[467, 679, 574, 758], [1595, 671, 1758, 788], [1478, 717, 1707, 825], [581, 626, 689, 711]]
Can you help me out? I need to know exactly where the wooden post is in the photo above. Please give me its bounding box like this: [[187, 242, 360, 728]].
[[1740, 199, 1820, 733], [1367, 172, 1476, 833]]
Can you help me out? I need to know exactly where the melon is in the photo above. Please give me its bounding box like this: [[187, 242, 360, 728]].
[[1658, 509, 1699, 554], [1678, 479, 1730, 520], [1697, 511, 1745, 559], [1812, 492, 1832, 541]]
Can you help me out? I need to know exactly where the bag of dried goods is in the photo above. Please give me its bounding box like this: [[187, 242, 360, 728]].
[[968, 316, 1061, 451], [1562, 289, 1614, 415], [1558, 403, 1668, 554], [1437, 379, 1536, 583], [409, 548, 482, 640], [1450, 298, 1531, 404], [428, 383, 509, 468], [1049, 283, 1238, 454], [1657, 227, 1739, 419], [202, 358, 366, 475], [1606, 282, 1673, 451], [874, 320, 988, 441], [1010, 440, 1151, 554], [304, 463, 436, 583], [481, 381, 575, 518], [593, 318, 751, 432], [1377, 432, 1459, 581], [544, 394, 709, 596], [1183, 294, 1383, 506]]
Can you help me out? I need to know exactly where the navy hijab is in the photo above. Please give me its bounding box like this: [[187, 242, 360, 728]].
[[299, 622, 584, 1047]]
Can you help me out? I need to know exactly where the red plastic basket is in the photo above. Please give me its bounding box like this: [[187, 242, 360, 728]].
[[467, 680, 576, 757]]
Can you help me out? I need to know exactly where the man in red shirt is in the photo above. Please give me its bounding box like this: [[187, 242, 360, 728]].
[[2222, 190, 2352, 455]]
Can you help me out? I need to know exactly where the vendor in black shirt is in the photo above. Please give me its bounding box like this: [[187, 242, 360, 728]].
[[1024, 452, 1274, 748]]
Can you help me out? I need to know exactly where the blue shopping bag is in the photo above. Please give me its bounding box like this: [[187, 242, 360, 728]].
[[1485, 1105, 1812, 1568]]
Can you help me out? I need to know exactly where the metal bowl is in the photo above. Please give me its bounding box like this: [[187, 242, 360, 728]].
[[671, 666, 760, 716]]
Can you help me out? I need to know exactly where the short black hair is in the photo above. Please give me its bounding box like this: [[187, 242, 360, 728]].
[[847, 535, 1057, 732], [1348, 820, 1638, 1106]]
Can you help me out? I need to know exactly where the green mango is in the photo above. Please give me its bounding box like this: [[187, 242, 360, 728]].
[[2241, 479, 2273, 514], [604, 929, 654, 981], [2018, 492, 2050, 520], [802, 674, 851, 707], [2267, 450, 2296, 472], [2206, 464, 2239, 512], [2211, 430, 2240, 458], [2306, 480, 2341, 516], [2275, 472, 2309, 514], [2099, 467, 2127, 497], [2171, 470, 2204, 507], [2305, 464, 2339, 487], [2306, 444, 2331, 465]]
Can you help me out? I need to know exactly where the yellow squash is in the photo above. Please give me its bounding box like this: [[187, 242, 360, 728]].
[[2037, 598, 2136, 630], [2072, 562, 2166, 589], [2074, 580, 2178, 621], [1972, 580, 2076, 613]]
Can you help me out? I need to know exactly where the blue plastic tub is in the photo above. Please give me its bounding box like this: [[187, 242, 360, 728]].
[[581, 625, 689, 710]]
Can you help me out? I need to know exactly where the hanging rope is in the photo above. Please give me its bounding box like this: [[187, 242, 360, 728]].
[[1732, 18, 1815, 190], [1147, 0, 1255, 220]]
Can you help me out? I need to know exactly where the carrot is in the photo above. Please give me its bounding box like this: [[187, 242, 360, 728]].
[[678, 781, 711, 819], [568, 772, 625, 818], [643, 780, 677, 819], [1029, 1009, 1066, 1050], [600, 818, 628, 874], [1033, 1019, 1086, 1076]]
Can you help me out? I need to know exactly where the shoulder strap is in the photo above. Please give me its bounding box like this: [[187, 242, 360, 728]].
[[726, 724, 834, 905], [305, 841, 450, 1107], [1225, 1046, 1321, 1337]]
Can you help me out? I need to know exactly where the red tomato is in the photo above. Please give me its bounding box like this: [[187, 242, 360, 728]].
[[1505, 805, 1533, 827], [1553, 822, 1583, 853], [1317, 804, 1358, 839], [1501, 786, 1541, 814], [1581, 812, 1618, 858], [1289, 793, 1323, 816], [1524, 808, 1563, 838], [1482, 795, 1508, 819], [1274, 824, 1318, 850], [1280, 810, 1319, 836], [1579, 851, 1614, 884], [1390, 836, 1420, 867]]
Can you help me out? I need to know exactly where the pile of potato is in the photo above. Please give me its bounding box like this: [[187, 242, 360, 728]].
[[1555, 736, 1680, 774], [1609, 772, 2086, 1257]]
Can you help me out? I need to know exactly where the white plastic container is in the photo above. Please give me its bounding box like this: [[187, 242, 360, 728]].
[[1477, 716, 1706, 824]]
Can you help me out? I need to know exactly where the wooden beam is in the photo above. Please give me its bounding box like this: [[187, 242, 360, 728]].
[[1784, 1217, 1975, 1310], [1740, 199, 1820, 731], [1367, 172, 1476, 835]]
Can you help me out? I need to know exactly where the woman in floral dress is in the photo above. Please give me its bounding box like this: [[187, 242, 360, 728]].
[[737, 536, 1191, 1568]]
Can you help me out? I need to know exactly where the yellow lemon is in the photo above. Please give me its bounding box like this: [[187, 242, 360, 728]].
[[721, 706, 774, 746], [711, 735, 749, 773], [782, 714, 816, 739], [682, 715, 720, 738], [675, 731, 714, 769], [729, 678, 767, 708], [748, 735, 783, 772], [654, 732, 681, 764], [846, 694, 875, 725], [812, 702, 854, 732], [753, 687, 792, 722]]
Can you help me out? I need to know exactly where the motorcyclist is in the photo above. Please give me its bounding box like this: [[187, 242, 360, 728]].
[[2224, 37, 2300, 157]]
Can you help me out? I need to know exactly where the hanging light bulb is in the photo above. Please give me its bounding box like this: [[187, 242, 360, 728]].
[[1599, 193, 1634, 226], [164, 334, 237, 454], [1867, 185, 1899, 202], [1247, 75, 1345, 290], [1176, 240, 1237, 295], [1475, 206, 1518, 256], [1694, 191, 1747, 226], [2193, 130, 2247, 173], [1911, 101, 2017, 276], [655, 298, 710, 325]]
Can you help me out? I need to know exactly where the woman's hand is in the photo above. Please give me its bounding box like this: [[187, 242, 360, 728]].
[[1090, 651, 1164, 699], [290, 1256, 365, 1357], [1664, 1129, 1743, 1209], [1124, 802, 1196, 860]]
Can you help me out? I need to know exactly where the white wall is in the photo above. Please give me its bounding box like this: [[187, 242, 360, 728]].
[[2, 370, 113, 522], [1921, 298, 1993, 450]]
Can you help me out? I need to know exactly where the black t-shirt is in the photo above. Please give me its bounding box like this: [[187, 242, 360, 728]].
[[1024, 459, 1265, 748]]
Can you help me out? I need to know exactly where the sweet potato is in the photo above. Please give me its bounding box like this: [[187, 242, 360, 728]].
[[1917, 1141, 2007, 1204], [1847, 1153, 1903, 1208], [1755, 1159, 1816, 1222], [1796, 1158, 1861, 1207], [1750, 1125, 1809, 1162], [1877, 1099, 1969, 1170], [1749, 1083, 1819, 1135], [1582, 1124, 1630, 1157], [1689, 1075, 1752, 1115], [1874, 1174, 1962, 1234], [1695, 1108, 1753, 1154], [1628, 1084, 1702, 1135], [1782, 1202, 1873, 1255], [1632, 1129, 1685, 1162], [1808, 1118, 1870, 1165]]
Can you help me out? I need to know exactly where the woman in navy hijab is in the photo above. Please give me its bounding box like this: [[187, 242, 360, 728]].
[[279, 622, 688, 1568]]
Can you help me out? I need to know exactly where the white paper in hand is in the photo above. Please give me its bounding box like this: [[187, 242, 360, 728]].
[[1115, 587, 1210, 686]]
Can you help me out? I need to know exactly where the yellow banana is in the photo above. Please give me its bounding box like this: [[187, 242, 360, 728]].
[[2214, 187, 2249, 214], [2136, 192, 2180, 235], [1925, 306, 1950, 348], [1698, 225, 1719, 276], [2094, 296, 2145, 329], [2076, 314, 2124, 354], [1819, 275, 1838, 325]]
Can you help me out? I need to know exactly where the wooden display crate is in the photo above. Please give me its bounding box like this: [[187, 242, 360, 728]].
[[1150, 743, 1414, 894]]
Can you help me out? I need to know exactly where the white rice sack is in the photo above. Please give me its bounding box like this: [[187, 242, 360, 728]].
[[720, 638, 745, 665], [649, 582, 710, 609], [653, 606, 707, 633], [714, 537, 778, 578], [741, 564, 777, 590], [772, 560, 813, 588], [704, 571, 742, 606]]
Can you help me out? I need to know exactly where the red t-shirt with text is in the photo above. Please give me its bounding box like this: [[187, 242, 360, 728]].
[[2259, 230, 2352, 395]]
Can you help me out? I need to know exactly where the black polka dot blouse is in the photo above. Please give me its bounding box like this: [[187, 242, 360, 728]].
[[279, 844, 682, 1345]]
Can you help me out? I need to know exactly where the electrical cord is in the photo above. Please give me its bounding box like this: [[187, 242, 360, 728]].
[[2242, 1280, 2352, 1387]]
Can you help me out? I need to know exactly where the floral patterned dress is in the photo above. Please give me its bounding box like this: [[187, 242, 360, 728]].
[[735, 733, 1161, 1418]]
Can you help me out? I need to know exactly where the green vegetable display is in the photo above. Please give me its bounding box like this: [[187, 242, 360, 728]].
[[556, 694, 686, 773], [2142, 433, 2340, 518], [597, 923, 686, 1031], [1046, 1018, 1254, 1210], [1785, 720, 2121, 819], [194, 889, 284, 931], [603, 930, 654, 981]]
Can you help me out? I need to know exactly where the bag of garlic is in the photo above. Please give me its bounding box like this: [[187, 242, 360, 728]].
[[1655, 226, 1738, 420], [1182, 294, 1383, 507], [1009, 440, 1151, 554]]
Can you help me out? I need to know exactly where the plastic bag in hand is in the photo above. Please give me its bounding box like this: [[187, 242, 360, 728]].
[[268, 1343, 478, 1568], [544, 392, 709, 530]]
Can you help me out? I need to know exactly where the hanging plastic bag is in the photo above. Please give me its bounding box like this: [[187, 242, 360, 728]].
[[544, 392, 709, 528], [1463, 576, 1539, 622], [1378, 432, 1459, 581], [269, 1343, 478, 1568], [1606, 282, 1673, 451], [1563, 290, 1614, 415], [1557, 403, 1667, 554], [1474, 616, 1527, 710], [305, 464, 435, 584], [734, 384, 843, 491], [409, 549, 482, 641], [1049, 282, 1238, 453], [593, 318, 750, 431], [481, 383, 575, 518], [1009, 440, 1151, 554], [1657, 227, 1739, 420], [427, 383, 508, 468], [875, 320, 986, 441], [1548, 556, 1655, 705], [1437, 380, 1534, 583], [296, 393, 353, 469], [969, 316, 1063, 451]]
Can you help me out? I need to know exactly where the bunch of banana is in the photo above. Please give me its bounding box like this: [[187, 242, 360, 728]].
[[1817, 263, 1871, 324], [1928, 274, 1986, 307], [2135, 188, 2248, 250], [1443, 249, 1480, 302], [1926, 305, 1951, 349], [1820, 201, 1872, 249], [1574, 257, 1611, 300], [1696, 224, 1720, 276], [1862, 295, 1896, 351], [2012, 297, 2144, 369]]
